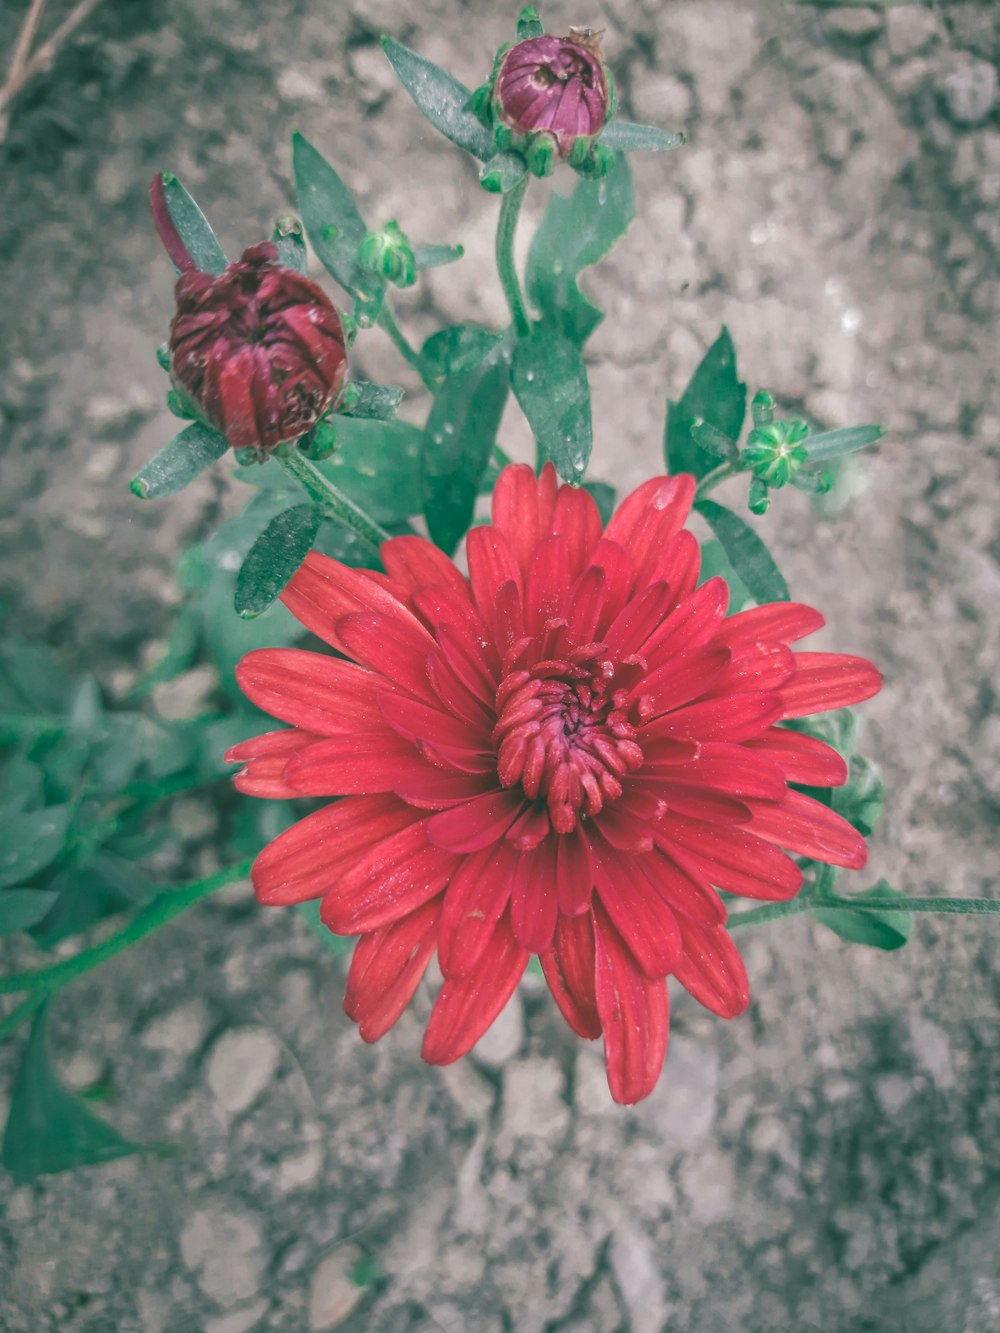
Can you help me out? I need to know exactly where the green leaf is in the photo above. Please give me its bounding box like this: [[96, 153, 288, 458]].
[[0, 888, 59, 934], [811, 880, 911, 952], [420, 324, 504, 379], [270, 223, 308, 274], [2, 1005, 146, 1184], [583, 481, 616, 526], [320, 418, 423, 525], [381, 37, 495, 160], [526, 153, 635, 344], [159, 173, 228, 275], [690, 418, 739, 461], [804, 424, 884, 462], [292, 133, 381, 302], [696, 500, 789, 605], [340, 381, 404, 420], [413, 243, 464, 271], [511, 329, 592, 483], [130, 422, 229, 499], [0, 638, 72, 713], [598, 121, 686, 153], [234, 504, 323, 618], [296, 900, 355, 955], [422, 355, 509, 554], [697, 538, 752, 613], [832, 754, 884, 837], [0, 804, 72, 890], [665, 328, 746, 478], [1, 754, 45, 812], [480, 151, 528, 193]]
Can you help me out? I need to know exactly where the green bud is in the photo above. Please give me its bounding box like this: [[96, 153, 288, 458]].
[[467, 83, 494, 128], [357, 220, 416, 289], [156, 343, 171, 372], [573, 142, 615, 178], [339, 311, 359, 346], [493, 123, 514, 154], [748, 477, 770, 515], [751, 389, 774, 429], [525, 132, 557, 177], [166, 389, 193, 420], [233, 447, 263, 467], [743, 419, 810, 488], [301, 417, 338, 461], [516, 7, 544, 40]]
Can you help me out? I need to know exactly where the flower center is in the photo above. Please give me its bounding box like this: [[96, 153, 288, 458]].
[[493, 648, 644, 834]]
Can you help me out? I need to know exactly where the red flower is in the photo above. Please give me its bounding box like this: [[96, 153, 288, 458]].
[[495, 33, 610, 156], [226, 465, 881, 1104], [151, 177, 348, 453]]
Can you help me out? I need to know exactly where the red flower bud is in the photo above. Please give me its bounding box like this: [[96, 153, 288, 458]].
[[495, 31, 610, 156]]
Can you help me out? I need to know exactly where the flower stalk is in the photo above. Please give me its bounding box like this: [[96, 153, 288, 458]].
[[276, 450, 391, 553], [496, 176, 531, 337]]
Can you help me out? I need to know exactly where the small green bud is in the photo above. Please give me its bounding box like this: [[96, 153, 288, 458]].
[[748, 477, 770, 515], [166, 389, 193, 420], [525, 132, 557, 177], [743, 419, 810, 488], [467, 83, 494, 127], [339, 311, 359, 346], [357, 220, 416, 289], [573, 142, 615, 178], [516, 7, 544, 40], [493, 123, 514, 154], [301, 417, 338, 461], [156, 343, 171, 372], [751, 389, 774, 429]]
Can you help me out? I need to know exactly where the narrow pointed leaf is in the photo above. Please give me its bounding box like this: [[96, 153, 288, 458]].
[[413, 243, 464, 270], [696, 499, 789, 604], [235, 503, 324, 618], [2, 1005, 146, 1184], [526, 153, 634, 344], [158, 172, 228, 275], [804, 424, 884, 461], [292, 133, 380, 301], [811, 880, 911, 951], [480, 151, 527, 193], [665, 327, 746, 478], [422, 355, 509, 554], [511, 328, 592, 483], [598, 121, 686, 153], [691, 418, 739, 461], [130, 422, 229, 499], [381, 37, 494, 160], [340, 381, 404, 420]]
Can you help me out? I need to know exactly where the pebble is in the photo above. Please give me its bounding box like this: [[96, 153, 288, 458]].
[[498, 1057, 570, 1143], [308, 1246, 366, 1330], [941, 58, 998, 126], [180, 1205, 267, 1305], [610, 1223, 670, 1333], [823, 7, 883, 39], [885, 6, 942, 58], [142, 1000, 210, 1057], [151, 665, 219, 721], [205, 1301, 270, 1333], [205, 1027, 282, 1115]]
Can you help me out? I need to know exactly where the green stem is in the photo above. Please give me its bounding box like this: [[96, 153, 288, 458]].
[[695, 460, 746, 501], [729, 894, 1000, 931], [0, 859, 253, 998], [378, 304, 436, 393], [496, 177, 530, 337], [276, 451, 391, 553], [0, 991, 46, 1042]]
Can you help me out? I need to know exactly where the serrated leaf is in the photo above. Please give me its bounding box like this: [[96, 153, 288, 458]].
[[0, 888, 59, 935], [512, 329, 592, 483], [422, 355, 509, 554], [292, 133, 381, 301], [381, 37, 494, 160], [696, 500, 789, 605], [526, 153, 635, 344], [480, 151, 528, 193], [420, 324, 504, 379], [804, 424, 884, 461], [832, 754, 884, 837], [413, 243, 464, 270], [158, 173, 228, 275], [130, 422, 229, 499], [340, 381, 404, 421], [2, 1005, 147, 1184], [598, 121, 686, 153], [811, 879, 911, 951], [0, 804, 72, 890], [234, 504, 323, 618], [665, 328, 746, 478]]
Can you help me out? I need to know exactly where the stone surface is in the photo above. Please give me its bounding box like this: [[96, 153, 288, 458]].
[[0, 1, 998, 1331], [204, 1027, 282, 1115]]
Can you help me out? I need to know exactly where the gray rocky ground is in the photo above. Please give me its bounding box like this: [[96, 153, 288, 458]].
[[1, 0, 999, 1329]]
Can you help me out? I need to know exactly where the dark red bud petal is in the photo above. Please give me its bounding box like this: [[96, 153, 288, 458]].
[[494, 34, 610, 157]]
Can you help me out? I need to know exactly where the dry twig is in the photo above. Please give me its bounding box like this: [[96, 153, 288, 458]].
[[0, 0, 107, 141]]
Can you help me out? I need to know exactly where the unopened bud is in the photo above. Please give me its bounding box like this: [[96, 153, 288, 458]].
[[357, 220, 417, 289], [743, 419, 809, 489]]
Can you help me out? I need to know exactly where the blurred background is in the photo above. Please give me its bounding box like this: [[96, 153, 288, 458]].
[[0, 1, 998, 1329]]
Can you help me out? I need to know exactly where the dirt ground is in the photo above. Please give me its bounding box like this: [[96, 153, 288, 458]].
[[1, 1, 999, 1330]]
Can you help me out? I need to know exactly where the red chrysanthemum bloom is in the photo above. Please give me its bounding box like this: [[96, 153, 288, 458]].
[[495, 33, 610, 156], [226, 465, 881, 1104]]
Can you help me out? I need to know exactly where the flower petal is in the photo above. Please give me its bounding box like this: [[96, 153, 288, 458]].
[[380, 534, 471, 602], [743, 791, 868, 870], [467, 525, 524, 623], [556, 827, 594, 916], [639, 845, 728, 925], [744, 728, 848, 787], [426, 789, 526, 853], [422, 910, 529, 1063], [540, 911, 601, 1038], [604, 474, 696, 588], [641, 577, 728, 667], [657, 817, 803, 901], [780, 652, 882, 718], [510, 839, 559, 953], [716, 601, 825, 650], [591, 843, 683, 978], [643, 692, 783, 743], [593, 901, 670, 1105], [283, 731, 437, 796], [491, 461, 559, 577], [672, 919, 749, 1018], [438, 842, 517, 980], [252, 796, 421, 905], [320, 819, 459, 934], [226, 727, 321, 798], [343, 896, 443, 1042], [551, 482, 603, 577], [336, 611, 438, 704], [281, 551, 424, 656], [235, 649, 384, 735]]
